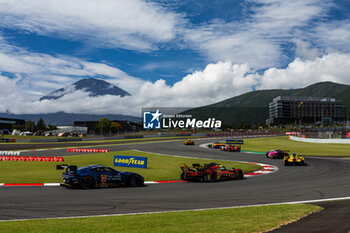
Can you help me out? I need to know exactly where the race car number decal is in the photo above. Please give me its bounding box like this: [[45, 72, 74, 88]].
[[100, 175, 108, 184]]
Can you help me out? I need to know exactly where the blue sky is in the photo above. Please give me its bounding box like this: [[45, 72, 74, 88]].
[[0, 0, 350, 115]]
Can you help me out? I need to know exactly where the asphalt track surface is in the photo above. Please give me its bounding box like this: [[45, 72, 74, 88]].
[[0, 137, 188, 150], [1, 138, 350, 232]]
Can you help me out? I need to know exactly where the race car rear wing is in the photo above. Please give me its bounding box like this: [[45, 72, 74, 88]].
[[181, 163, 205, 172], [180, 163, 199, 172], [56, 164, 77, 172], [180, 163, 189, 171]]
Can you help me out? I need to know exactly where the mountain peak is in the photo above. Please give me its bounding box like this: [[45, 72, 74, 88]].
[[40, 78, 130, 101]]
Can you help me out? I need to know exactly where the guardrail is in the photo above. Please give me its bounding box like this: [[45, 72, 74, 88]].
[[207, 132, 284, 137], [289, 136, 350, 144]]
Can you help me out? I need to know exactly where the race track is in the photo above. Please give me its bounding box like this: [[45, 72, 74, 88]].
[[1, 138, 350, 231]]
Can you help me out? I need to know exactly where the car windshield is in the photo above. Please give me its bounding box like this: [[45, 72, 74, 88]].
[[78, 166, 91, 171], [104, 167, 118, 173]]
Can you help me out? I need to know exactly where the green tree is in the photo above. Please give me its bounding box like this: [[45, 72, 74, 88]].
[[36, 118, 47, 131], [95, 118, 111, 135], [11, 124, 24, 131], [47, 124, 58, 130], [111, 122, 122, 133], [24, 120, 36, 132]]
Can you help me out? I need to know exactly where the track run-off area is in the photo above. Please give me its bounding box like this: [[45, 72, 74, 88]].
[[0, 136, 350, 231]]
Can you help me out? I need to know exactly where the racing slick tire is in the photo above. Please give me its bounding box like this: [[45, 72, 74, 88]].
[[283, 160, 290, 166], [127, 175, 140, 187], [236, 169, 244, 180], [180, 173, 186, 180], [210, 173, 217, 182], [203, 175, 209, 182], [81, 176, 95, 189]]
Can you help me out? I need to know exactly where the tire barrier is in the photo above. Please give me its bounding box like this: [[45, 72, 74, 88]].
[[0, 151, 21, 155], [67, 148, 109, 153], [0, 156, 64, 162]]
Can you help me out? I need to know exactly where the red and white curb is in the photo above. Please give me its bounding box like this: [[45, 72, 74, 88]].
[[200, 143, 210, 148], [0, 180, 187, 187], [244, 162, 278, 177]]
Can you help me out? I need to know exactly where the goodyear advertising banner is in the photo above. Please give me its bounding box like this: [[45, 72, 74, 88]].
[[226, 139, 244, 145], [114, 155, 147, 169]]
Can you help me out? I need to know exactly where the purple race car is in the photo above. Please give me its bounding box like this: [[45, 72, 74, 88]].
[[266, 149, 289, 159]]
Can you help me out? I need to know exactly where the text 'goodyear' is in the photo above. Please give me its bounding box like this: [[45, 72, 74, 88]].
[[114, 155, 147, 169]]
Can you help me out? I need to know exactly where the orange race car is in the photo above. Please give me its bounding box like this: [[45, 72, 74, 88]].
[[211, 142, 226, 149], [180, 162, 244, 182]]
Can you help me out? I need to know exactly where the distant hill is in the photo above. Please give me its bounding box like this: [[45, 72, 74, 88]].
[[40, 78, 130, 101], [184, 81, 350, 126], [0, 112, 141, 126]]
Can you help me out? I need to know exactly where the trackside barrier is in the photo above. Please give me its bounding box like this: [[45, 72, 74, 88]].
[[289, 136, 350, 144], [0, 151, 21, 155], [0, 139, 16, 143], [207, 132, 284, 137], [67, 148, 109, 153], [0, 156, 64, 162]]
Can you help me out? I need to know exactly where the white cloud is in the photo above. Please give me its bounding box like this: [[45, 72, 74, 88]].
[[183, 0, 332, 69], [3, 53, 350, 116], [0, 0, 342, 72], [0, 0, 180, 51], [257, 53, 350, 90], [0, 0, 349, 117], [0, 37, 145, 98], [312, 20, 350, 53], [0, 76, 28, 113], [292, 39, 321, 60]]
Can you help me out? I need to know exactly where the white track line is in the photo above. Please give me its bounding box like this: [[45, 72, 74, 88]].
[[0, 181, 172, 187], [1, 196, 349, 222]]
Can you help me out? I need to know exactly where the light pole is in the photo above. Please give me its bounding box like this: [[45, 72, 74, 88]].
[[298, 101, 303, 136]]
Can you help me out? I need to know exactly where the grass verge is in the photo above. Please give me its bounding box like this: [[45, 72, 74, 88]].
[[3, 135, 80, 140], [242, 136, 350, 157], [0, 204, 322, 233], [0, 150, 261, 183]]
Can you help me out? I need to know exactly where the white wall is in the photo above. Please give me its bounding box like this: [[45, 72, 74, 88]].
[[289, 136, 350, 144]]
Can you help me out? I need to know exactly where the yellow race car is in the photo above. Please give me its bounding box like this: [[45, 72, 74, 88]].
[[184, 139, 195, 145], [283, 154, 306, 166]]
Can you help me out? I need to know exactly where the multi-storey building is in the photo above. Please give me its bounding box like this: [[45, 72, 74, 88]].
[[267, 96, 345, 125], [0, 117, 25, 131]]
